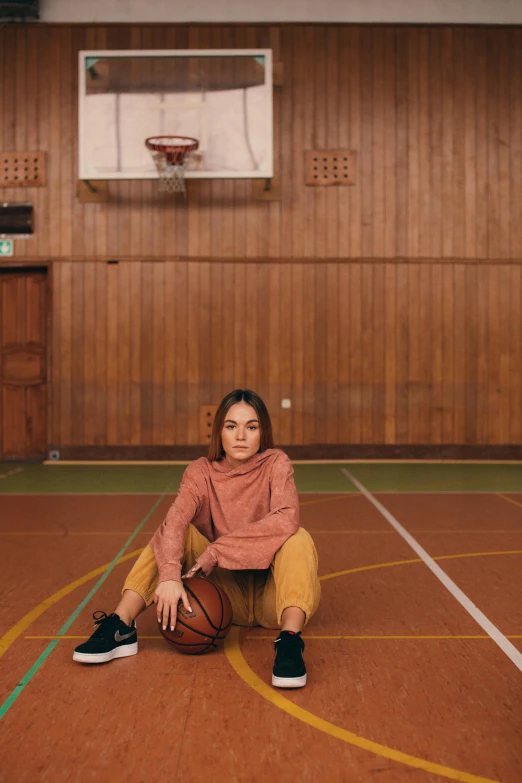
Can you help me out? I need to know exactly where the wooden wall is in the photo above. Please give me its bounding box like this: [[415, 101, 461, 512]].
[[1, 23, 521, 451], [50, 259, 522, 448]]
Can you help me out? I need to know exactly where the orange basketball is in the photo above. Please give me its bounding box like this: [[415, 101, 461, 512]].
[[160, 577, 233, 655]]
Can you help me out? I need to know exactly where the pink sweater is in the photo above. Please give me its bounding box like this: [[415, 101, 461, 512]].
[[149, 448, 299, 583]]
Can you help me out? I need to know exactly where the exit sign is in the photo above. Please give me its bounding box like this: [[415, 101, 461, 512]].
[[0, 239, 13, 256]]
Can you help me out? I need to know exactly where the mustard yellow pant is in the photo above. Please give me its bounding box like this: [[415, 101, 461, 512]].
[[123, 525, 321, 629]]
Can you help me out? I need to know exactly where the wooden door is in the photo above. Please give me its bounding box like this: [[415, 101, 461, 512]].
[[0, 269, 48, 460]]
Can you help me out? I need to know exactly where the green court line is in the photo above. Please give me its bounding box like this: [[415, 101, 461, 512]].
[[0, 483, 173, 721]]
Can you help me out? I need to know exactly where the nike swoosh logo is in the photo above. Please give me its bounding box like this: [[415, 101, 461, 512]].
[[114, 629, 135, 642]]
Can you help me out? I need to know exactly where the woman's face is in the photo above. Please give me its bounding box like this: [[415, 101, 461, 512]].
[[221, 401, 261, 468]]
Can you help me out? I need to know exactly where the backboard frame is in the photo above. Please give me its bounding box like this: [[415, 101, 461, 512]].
[[78, 48, 273, 181]]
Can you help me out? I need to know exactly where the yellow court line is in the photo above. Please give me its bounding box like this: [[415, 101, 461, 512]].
[[307, 529, 522, 535], [224, 627, 499, 783], [319, 550, 522, 582], [299, 494, 357, 507], [3, 528, 522, 537], [25, 634, 522, 641], [496, 493, 522, 511], [0, 548, 144, 659], [245, 635, 522, 641], [24, 635, 175, 640], [3, 529, 522, 537], [3, 549, 522, 659], [3, 548, 520, 783], [0, 531, 155, 536]]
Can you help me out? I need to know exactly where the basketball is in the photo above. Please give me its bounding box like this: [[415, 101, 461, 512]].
[[159, 577, 233, 655]]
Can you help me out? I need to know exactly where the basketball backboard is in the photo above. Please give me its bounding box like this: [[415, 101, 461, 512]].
[[78, 49, 273, 181]]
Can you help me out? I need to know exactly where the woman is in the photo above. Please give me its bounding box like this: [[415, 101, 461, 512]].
[[73, 389, 321, 688]]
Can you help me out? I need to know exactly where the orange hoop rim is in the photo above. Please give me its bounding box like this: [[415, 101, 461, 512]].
[[145, 135, 199, 156]]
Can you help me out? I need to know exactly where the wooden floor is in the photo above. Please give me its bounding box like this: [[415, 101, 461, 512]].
[[1, 464, 521, 782]]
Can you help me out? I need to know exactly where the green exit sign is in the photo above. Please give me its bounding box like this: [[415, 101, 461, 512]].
[[0, 239, 13, 257]]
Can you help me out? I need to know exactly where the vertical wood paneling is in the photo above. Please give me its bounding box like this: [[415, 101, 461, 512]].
[[278, 263, 293, 444], [511, 29, 522, 261], [94, 261, 107, 445], [128, 262, 142, 445], [348, 263, 362, 443], [430, 264, 443, 443], [453, 264, 466, 442], [152, 261, 166, 444], [325, 263, 339, 443], [441, 265, 455, 441], [452, 28, 466, 259], [70, 262, 84, 443], [290, 264, 304, 443], [117, 261, 131, 445], [476, 265, 489, 443], [39, 258, 522, 448], [106, 263, 119, 444], [441, 28, 454, 259], [395, 27, 408, 258], [428, 28, 442, 258], [509, 266, 522, 443]]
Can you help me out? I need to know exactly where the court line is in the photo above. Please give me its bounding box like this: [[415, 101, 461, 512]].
[[3, 490, 522, 497], [0, 487, 172, 721], [0, 550, 144, 660], [0, 492, 175, 496], [341, 469, 522, 673], [3, 548, 519, 782], [496, 493, 522, 510], [299, 494, 356, 507], [26, 634, 522, 641], [9, 550, 521, 648], [319, 550, 522, 581], [247, 635, 522, 641], [42, 459, 522, 465], [0, 467, 24, 479], [225, 626, 499, 783], [2, 529, 522, 536], [0, 491, 356, 497]]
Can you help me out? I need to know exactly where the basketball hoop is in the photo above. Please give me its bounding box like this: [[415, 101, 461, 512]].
[[145, 136, 199, 194]]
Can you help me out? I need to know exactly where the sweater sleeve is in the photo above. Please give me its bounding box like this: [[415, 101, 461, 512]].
[[149, 464, 202, 583], [195, 454, 299, 575]]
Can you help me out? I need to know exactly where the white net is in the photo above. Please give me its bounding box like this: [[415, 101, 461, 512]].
[[151, 150, 190, 193]]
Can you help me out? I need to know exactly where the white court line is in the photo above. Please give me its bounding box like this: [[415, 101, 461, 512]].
[[0, 467, 24, 480], [341, 468, 522, 673]]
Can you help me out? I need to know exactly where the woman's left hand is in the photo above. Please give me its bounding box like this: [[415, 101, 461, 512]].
[[182, 563, 202, 580]]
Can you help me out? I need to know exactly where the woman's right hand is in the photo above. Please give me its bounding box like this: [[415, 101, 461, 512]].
[[154, 580, 193, 631]]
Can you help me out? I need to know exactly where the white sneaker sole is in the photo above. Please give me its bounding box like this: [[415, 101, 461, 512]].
[[73, 642, 138, 664], [272, 673, 307, 688]]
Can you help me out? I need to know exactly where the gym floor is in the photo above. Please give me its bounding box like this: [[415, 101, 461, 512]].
[[1, 461, 521, 783]]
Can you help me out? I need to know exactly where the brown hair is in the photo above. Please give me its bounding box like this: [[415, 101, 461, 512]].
[[208, 389, 274, 461]]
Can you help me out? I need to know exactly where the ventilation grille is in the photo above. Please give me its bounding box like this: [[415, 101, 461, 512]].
[[1, 152, 46, 187], [305, 150, 356, 186]]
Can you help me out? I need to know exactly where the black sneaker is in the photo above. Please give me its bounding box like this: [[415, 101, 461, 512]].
[[73, 611, 138, 664], [272, 630, 307, 688]]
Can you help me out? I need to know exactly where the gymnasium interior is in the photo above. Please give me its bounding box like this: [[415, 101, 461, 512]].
[[0, 1, 521, 781]]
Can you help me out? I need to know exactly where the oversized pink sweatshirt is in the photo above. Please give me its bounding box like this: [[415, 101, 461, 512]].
[[149, 448, 299, 583]]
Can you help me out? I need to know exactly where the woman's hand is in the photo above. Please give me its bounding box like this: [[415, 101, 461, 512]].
[[154, 579, 192, 631], [181, 563, 203, 580]]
